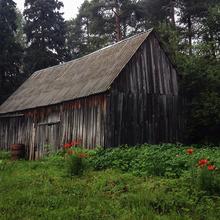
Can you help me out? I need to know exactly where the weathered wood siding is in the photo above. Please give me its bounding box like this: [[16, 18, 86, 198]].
[[106, 33, 181, 147], [0, 32, 182, 157], [0, 116, 33, 152], [61, 95, 107, 149], [0, 94, 107, 158]]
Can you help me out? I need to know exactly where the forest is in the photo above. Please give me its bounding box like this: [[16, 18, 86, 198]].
[[0, 0, 219, 144]]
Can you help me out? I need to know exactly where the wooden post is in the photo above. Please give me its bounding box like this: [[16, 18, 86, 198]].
[[29, 123, 36, 160]]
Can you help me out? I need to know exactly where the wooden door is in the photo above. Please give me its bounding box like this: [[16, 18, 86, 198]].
[[34, 122, 61, 159]]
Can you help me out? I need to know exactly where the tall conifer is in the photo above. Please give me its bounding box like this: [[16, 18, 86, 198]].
[[23, 0, 67, 74]]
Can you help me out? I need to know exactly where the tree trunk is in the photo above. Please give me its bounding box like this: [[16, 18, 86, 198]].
[[170, 0, 176, 27], [209, 32, 216, 59], [122, 20, 127, 39], [115, 0, 122, 42], [188, 15, 192, 55], [0, 69, 6, 104]]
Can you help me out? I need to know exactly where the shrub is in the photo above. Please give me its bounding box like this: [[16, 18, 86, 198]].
[[1, 146, 220, 219], [63, 140, 89, 176], [66, 153, 85, 176], [197, 162, 220, 195], [88, 144, 220, 178], [0, 151, 10, 160], [0, 159, 6, 171], [88, 144, 189, 176]]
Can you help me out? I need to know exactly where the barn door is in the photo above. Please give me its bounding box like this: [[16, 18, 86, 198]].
[[34, 122, 61, 159]]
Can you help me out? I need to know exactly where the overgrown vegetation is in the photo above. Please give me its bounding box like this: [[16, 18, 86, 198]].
[[1, 144, 220, 219], [64, 141, 90, 176], [0, 0, 219, 144], [89, 144, 220, 177]]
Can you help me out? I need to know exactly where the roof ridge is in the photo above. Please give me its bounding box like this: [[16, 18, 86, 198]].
[[0, 28, 153, 114], [33, 29, 153, 75], [72, 29, 153, 62]]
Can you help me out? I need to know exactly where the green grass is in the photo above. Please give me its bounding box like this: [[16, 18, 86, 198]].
[[0, 145, 220, 220]]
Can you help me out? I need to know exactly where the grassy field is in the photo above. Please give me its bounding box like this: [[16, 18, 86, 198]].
[[1, 145, 220, 220]]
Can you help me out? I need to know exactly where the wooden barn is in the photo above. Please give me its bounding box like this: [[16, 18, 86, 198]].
[[0, 29, 182, 159]]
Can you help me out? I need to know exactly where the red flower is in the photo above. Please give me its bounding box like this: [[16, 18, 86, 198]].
[[67, 150, 75, 155], [198, 159, 208, 167], [186, 148, 193, 155], [208, 165, 216, 171], [64, 143, 72, 149], [78, 153, 88, 158], [69, 139, 82, 147]]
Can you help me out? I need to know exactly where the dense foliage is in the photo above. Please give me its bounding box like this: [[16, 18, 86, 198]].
[[1, 144, 220, 219], [23, 0, 68, 74], [0, 0, 24, 104], [89, 144, 220, 177], [0, 0, 219, 143]]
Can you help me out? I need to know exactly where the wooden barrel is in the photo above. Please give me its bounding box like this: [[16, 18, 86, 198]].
[[11, 144, 25, 160]]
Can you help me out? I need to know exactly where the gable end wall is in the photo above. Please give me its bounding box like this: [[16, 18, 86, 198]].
[[106, 33, 181, 147]]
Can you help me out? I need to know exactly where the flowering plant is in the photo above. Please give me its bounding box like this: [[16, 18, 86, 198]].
[[198, 159, 208, 167], [63, 139, 82, 149], [186, 148, 194, 155], [197, 158, 217, 171], [63, 140, 89, 176], [208, 165, 216, 171], [184, 148, 220, 194]]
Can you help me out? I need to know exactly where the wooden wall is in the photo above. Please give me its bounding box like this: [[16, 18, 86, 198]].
[[0, 116, 33, 152], [0, 33, 183, 157], [61, 95, 107, 149], [0, 94, 107, 159], [106, 33, 182, 147]]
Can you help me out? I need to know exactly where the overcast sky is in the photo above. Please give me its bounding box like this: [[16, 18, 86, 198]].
[[15, 0, 85, 20]]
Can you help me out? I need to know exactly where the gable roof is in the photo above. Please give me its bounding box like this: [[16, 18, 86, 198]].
[[0, 29, 153, 114]]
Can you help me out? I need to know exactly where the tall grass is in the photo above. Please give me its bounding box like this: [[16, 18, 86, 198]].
[[1, 144, 220, 219]]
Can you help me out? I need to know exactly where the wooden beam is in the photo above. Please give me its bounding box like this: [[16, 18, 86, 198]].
[[37, 121, 61, 126], [0, 114, 24, 118]]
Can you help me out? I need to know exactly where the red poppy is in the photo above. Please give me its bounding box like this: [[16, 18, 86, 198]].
[[69, 139, 82, 147], [198, 159, 208, 167], [64, 143, 72, 149], [67, 150, 75, 155], [186, 148, 193, 155], [78, 153, 88, 158], [207, 165, 216, 171]]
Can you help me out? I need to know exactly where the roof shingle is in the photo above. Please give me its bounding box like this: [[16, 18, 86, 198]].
[[0, 30, 152, 114]]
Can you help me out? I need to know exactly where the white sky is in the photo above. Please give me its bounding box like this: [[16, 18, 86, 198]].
[[15, 0, 85, 20]]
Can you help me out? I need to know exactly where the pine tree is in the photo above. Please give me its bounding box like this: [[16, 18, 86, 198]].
[[200, 3, 220, 59], [97, 0, 139, 40], [65, 0, 140, 59], [15, 9, 26, 48], [177, 0, 217, 55], [66, 0, 114, 59], [23, 0, 68, 74], [137, 0, 172, 26], [0, 0, 23, 104]]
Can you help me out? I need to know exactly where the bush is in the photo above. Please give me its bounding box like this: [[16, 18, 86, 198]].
[[197, 164, 220, 195], [65, 148, 89, 176], [88, 144, 220, 178], [0, 151, 10, 160], [66, 154, 84, 176], [62, 140, 91, 176], [1, 146, 220, 219]]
